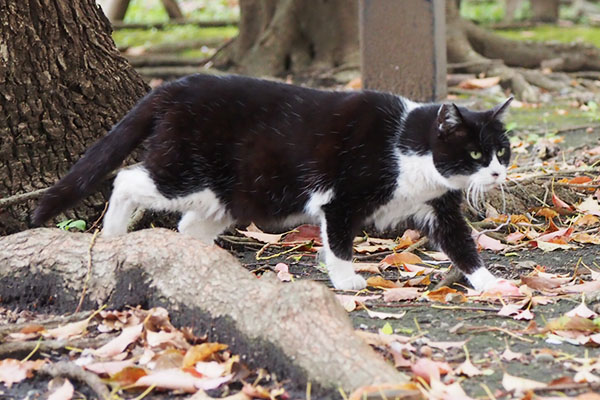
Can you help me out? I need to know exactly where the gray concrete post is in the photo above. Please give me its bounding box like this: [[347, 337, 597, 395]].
[[360, 0, 447, 102]]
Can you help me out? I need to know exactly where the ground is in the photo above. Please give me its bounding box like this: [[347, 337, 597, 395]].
[[2, 1, 600, 399]]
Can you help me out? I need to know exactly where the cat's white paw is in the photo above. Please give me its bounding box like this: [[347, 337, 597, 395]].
[[466, 267, 496, 291], [331, 274, 367, 291]]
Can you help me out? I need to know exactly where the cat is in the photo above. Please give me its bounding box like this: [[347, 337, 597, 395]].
[[32, 74, 513, 291]]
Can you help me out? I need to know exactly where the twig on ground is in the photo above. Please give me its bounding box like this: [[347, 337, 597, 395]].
[[0, 187, 48, 208], [0, 311, 93, 337], [0, 336, 114, 358], [39, 361, 111, 400]]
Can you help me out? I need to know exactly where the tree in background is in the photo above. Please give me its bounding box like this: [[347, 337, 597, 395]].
[[223, 0, 600, 101], [221, 0, 358, 77], [0, 0, 148, 234]]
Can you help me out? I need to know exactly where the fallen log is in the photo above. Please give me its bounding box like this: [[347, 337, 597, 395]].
[[0, 228, 407, 394]]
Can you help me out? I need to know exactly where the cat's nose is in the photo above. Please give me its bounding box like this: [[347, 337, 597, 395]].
[[491, 172, 500, 178]]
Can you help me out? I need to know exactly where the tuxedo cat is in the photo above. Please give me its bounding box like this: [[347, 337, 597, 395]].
[[33, 74, 512, 291]]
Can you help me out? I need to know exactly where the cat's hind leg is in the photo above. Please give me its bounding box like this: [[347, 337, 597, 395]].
[[178, 211, 232, 245], [320, 206, 367, 291], [102, 168, 151, 236]]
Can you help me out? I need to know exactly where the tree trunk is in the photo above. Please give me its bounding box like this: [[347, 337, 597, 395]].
[[222, 0, 359, 76], [531, 0, 560, 22], [0, 0, 148, 235], [104, 0, 131, 22], [161, 0, 184, 20], [0, 228, 409, 393]]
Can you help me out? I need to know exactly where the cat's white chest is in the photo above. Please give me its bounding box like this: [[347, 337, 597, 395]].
[[369, 152, 465, 231]]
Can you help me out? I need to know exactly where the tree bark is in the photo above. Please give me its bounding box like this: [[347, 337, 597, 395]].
[[104, 0, 131, 22], [0, 0, 148, 235], [160, 0, 184, 20], [531, 0, 560, 22], [221, 0, 359, 76], [0, 228, 408, 393]]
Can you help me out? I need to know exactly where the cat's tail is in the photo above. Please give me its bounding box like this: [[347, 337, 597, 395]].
[[31, 91, 157, 226]]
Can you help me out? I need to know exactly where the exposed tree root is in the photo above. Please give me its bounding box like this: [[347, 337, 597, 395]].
[[446, 0, 600, 101], [39, 361, 111, 400], [0, 228, 407, 393]]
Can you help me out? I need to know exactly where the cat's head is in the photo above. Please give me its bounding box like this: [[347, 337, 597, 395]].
[[432, 98, 513, 198]]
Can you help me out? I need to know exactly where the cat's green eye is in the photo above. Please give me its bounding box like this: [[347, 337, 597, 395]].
[[469, 151, 482, 160], [497, 148, 506, 157]]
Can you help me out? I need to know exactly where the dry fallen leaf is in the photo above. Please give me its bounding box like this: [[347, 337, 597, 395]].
[[366, 275, 398, 289], [237, 223, 283, 244], [282, 224, 321, 244], [365, 309, 406, 320], [0, 359, 46, 388], [454, 358, 482, 377], [44, 319, 89, 340], [382, 287, 423, 302], [182, 343, 228, 368], [47, 378, 74, 400], [426, 287, 467, 303], [349, 383, 421, 400], [93, 324, 143, 358], [502, 372, 547, 393], [410, 357, 452, 384], [566, 301, 598, 319], [380, 252, 423, 267], [458, 76, 500, 89], [83, 359, 135, 376], [134, 368, 232, 392]]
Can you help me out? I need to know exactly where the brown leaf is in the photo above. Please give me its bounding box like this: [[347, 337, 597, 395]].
[[426, 287, 467, 303], [536, 207, 559, 219], [237, 223, 283, 244], [0, 359, 46, 388], [282, 224, 321, 245], [383, 287, 423, 302], [380, 252, 422, 267], [552, 193, 573, 210], [349, 383, 420, 400], [353, 262, 380, 273], [458, 76, 500, 89], [47, 378, 74, 400], [109, 366, 148, 386], [182, 343, 228, 368], [366, 276, 398, 289], [521, 275, 564, 291], [571, 232, 600, 245], [44, 319, 89, 340], [569, 176, 593, 185], [574, 214, 600, 227], [93, 324, 143, 358]]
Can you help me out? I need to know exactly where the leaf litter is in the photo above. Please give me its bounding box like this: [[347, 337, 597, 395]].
[[221, 162, 600, 398], [0, 307, 288, 399]]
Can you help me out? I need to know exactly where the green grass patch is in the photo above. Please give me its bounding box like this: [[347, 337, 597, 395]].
[[122, 0, 239, 23], [113, 25, 237, 50], [495, 25, 600, 48]]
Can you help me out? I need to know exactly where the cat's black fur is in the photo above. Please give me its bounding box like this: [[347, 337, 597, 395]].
[[33, 74, 512, 290]]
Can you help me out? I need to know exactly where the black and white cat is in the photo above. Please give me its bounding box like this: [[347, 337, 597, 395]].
[[33, 74, 512, 291]]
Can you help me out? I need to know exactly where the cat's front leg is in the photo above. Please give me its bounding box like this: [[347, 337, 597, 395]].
[[319, 205, 367, 291], [426, 193, 497, 291]]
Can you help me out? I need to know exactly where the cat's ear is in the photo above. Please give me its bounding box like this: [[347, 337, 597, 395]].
[[490, 97, 513, 121], [436, 103, 463, 138]]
